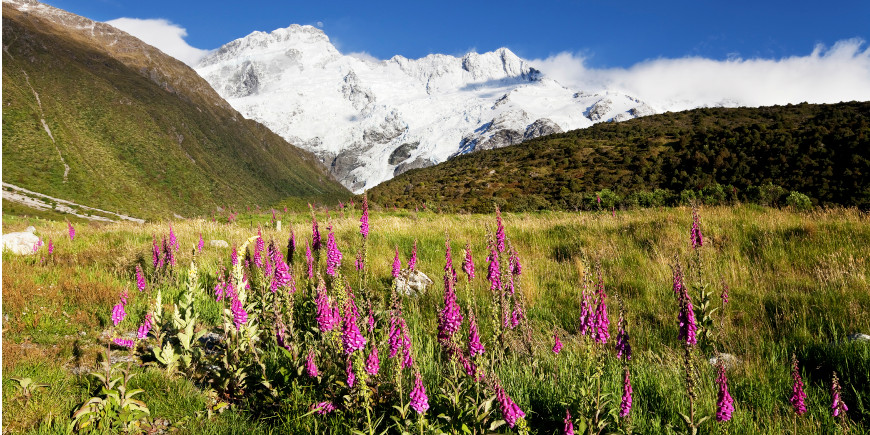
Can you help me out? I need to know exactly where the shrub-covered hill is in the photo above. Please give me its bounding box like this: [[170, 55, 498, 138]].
[[2, 2, 349, 220], [367, 102, 870, 212]]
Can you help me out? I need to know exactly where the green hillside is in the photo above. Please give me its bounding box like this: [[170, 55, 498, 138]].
[[2, 4, 349, 220], [367, 102, 870, 211]]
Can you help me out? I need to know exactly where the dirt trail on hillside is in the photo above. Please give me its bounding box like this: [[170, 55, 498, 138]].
[[2, 182, 144, 223]]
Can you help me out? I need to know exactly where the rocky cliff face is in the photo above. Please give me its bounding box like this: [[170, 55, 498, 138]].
[[195, 25, 655, 192]]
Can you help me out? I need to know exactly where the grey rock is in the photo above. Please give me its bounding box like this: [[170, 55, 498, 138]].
[[523, 118, 563, 141], [388, 142, 419, 165], [395, 269, 434, 296], [394, 157, 433, 176], [847, 333, 870, 342], [210, 239, 229, 248], [342, 70, 375, 111], [2, 231, 40, 255], [585, 98, 613, 122], [226, 61, 259, 98], [708, 353, 740, 370], [475, 128, 524, 151]]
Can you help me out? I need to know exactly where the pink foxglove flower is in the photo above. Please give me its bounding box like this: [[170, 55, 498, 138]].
[[137, 313, 152, 339], [495, 205, 506, 252], [468, 312, 485, 357], [306, 349, 320, 378], [715, 362, 734, 422], [48, 238, 54, 255], [113, 338, 135, 349], [678, 296, 698, 347], [346, 357, 356, 388], [312, 401, 335, 415], [552, 331, 563, 354], [487, 247, 501, 293], [169, 223, 178, 250], [326, 228, 342, 277], [462, 243, 475, 279], [135, 265, 146, 292], [311, 216, 321, 251], [790, 354, 807, 415], [495, 382, 526, 428], [365, 347, 380, 376], [564, 409, 575, 435], [831, 372, 848, 417], [360, 195, 369, 238], [409, 371, 430, 414], [620, 367, 633, 418], [111, 303, 126, 326], [615, 310, 631, 361], [392, 246, 401, 278], [67, 222, 75, 241], [408, 240, 418, 271], [342, 302, 367, 354], [315, 284, 339, 332], [197, 233, 204, 253], [231, 295, 247, 329], [231, 246, 239, 266]]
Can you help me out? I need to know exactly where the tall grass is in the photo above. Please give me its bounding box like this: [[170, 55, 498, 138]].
[[2, 205, 868, 434]]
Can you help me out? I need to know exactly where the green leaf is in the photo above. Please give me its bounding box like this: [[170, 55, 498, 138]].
[[489, 420, 506, 431]]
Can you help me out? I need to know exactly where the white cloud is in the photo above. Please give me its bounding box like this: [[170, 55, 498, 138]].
[[105, 18, 210, 66], [531, 39, 870, 112]]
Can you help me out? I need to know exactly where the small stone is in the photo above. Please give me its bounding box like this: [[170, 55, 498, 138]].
[[276, 221, 282, 232], [395, 269, 434, 296], [2, 231, 40, 255], [847, 333, 870, 342], [209, 240, 229, 248]]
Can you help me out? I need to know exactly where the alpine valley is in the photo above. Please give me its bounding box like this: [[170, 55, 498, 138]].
[[195, 25, 655, 192]]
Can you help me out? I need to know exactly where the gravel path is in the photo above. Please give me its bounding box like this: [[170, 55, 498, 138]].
[[2, 182, 144, 223]]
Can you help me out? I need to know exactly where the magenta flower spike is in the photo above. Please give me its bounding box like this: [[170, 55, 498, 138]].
[[67, 221, 75, 241], [715, 362, 734, 422], [253, 231, 265, 269], [342, 302, 367, 354], [468, 312, 485, 357], [552, 332, 563, 354], [306, 349, 320, 378], [510, 249, 522, 276], [271, 243, 293, 291], [564, 409, 575, 435], [231, 246, 239, 267], [495, 382, 526, 428], [365, 347, 380, 376], [326, 228, 342, 277], [137, 313, 152, 339], [495, 205, 506, 252], [463, 243, 475, 279], [615, 311, 632, 361], [197, 233, 204, 253], [790, 354, 807, 416], [135, 265, 146, 292], [401, 321, 414, 369], [315, 285, 338, 332], [487, 247, 501, 293], [346, 357, 356, 388], [169, 223, 177, 251], [620, 367, 633, 418], [48, 238, 54, 255], [306, 241, 314, 280], [408, 240, 418, 271], [312, 401, 336, 415], [409, 371, 430, 414], [111, 302, 126, 326], [831, 372, 848, 417], [593, 297, 610, 343], [231, 295, 248, 330], [113, 338, 135, 349], [360, 195, 369, 238], [152, 237, 160, 268], [392, 246, 402, 278], [578, 291, 592, 336], [678, 296, 698, 347]]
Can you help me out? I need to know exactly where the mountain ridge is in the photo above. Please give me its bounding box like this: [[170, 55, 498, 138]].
[[2, 0, 350, 219]]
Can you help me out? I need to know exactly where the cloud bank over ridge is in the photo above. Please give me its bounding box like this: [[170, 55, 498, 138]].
[[531, 39, 870, 112]]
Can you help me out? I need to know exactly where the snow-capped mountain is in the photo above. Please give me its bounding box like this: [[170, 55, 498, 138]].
[[195, 25, 654, 192]]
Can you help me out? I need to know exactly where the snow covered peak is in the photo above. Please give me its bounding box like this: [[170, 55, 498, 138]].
[[195, 25, 654, 192], [198, 24, 337, 67]]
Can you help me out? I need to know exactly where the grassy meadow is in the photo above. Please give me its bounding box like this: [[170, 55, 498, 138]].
[[2, 204, 869, 434]]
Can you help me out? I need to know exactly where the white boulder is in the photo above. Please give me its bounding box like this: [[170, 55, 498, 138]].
[[3, 231, 41, 255]]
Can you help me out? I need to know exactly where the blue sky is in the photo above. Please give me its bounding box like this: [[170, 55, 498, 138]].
[[41, 0, 870, 68]]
